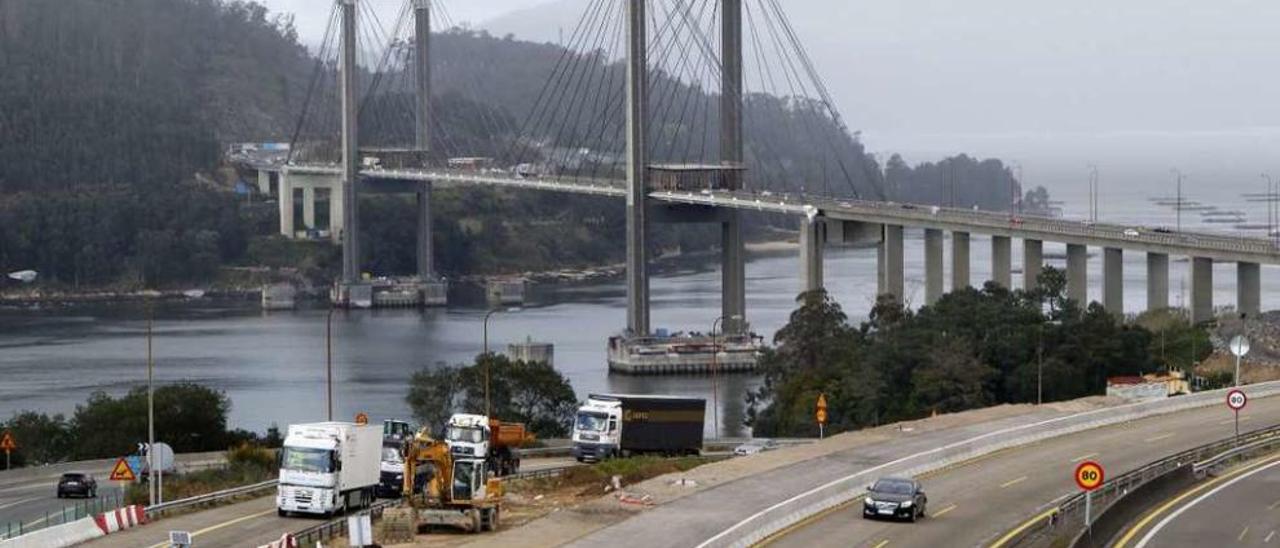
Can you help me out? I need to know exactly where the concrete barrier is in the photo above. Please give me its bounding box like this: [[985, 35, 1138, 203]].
[[94, 504, 145, 533], [0, 517, 103, 548], [696, 381, 1280, 548]]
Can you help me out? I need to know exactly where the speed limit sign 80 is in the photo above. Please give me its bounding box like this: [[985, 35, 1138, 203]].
[[1227, 389, 1247, 411], [1075, 461, 1104, 491]]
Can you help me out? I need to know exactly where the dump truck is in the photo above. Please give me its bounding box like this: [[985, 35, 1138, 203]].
[[571, 394, 705, 462], [444, 414, 535, 476], [380, 430, 503, 539]]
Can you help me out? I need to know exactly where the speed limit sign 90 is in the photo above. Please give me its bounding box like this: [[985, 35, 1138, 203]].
[[1227, 389, 1247, 411], [1075, 461, 1104, 491]]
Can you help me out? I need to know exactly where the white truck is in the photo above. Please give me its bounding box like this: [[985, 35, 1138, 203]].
[[444, 414, 531, 476], [277, 422, 381, 517]]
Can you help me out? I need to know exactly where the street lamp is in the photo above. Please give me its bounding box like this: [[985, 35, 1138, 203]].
[[711, 314, 743, 440], [1087, 165, 1099, 223], [1263, 174, 1276, 248], [326, 307, 336, 422], [146, 301, 156, 506], [482, 307, 522, 417]]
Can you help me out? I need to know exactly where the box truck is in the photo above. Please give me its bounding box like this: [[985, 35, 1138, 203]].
[[277, 422, 381, 517], [571, 394, 705, 462]]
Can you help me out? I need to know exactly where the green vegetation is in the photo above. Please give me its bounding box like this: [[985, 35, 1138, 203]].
[[884, 153, 1050, 213], [1, 384, 279, 467], [747, 267, 1210, 438], [405, 354, 579, 438]]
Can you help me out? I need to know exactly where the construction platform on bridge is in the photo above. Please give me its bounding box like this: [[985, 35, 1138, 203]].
[[606, 333, 764, 375]]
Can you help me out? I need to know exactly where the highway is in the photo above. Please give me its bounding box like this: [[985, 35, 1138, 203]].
[[1111, 452, 1280, 548], [81, 456, 578, 548], [767, 395, 1280, 548], [0, 452, 224, 538]]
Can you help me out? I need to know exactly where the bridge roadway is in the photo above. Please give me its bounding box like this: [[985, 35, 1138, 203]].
[[79, 457, 577, 548], [768, 396, 1280, 548], [1109, 452, 1280, 548], [283, 164, 1280, 265], [0, 452, 225, 538]]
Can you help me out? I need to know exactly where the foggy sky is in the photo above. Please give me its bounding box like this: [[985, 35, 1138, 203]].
[[258, 0, 1280, 207]]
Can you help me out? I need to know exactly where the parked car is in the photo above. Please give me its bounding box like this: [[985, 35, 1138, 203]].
[[863, 477, 927, 522], [1124, 228, 1141, 237], [733, 438, 779, 456], [1153, 227, 1173, 234], [56, 473, 97, 498]]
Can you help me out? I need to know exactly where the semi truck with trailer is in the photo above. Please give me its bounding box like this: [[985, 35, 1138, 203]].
[[443, 414, 535, 476], [277, 422, 381, 517], [571, 394, 705, 462]]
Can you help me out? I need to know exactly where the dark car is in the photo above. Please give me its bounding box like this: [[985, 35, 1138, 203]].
[[56, 472, 97, 499], [862, 477, 927, 522]]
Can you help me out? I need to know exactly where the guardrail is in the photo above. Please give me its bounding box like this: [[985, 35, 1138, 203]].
[[0, 492, 127, 541], [292, 499, 397, 546], [144, 479, 279, 520], [993, 424, 1280, 547]]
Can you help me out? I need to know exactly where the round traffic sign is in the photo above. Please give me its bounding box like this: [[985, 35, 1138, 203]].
[[1075, 461, 1104, 491], [1227, 389, 1248, 411], [816, 408, 828, 424], [355, 412, 369, 425], [1230, 335, 1251, 358]]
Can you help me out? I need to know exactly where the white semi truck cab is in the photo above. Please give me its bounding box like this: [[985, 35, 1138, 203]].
[[444, 414, 491, 460], [572, 394, 705, 462], [277, 422, 380, 517]]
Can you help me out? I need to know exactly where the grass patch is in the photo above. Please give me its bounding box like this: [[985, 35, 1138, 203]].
[[513, 456, 712, 498]]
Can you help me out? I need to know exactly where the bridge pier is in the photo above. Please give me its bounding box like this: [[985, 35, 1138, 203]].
[[278, 172, 294, 237], [924, 228, 944, 305], [1191, 257, 1214, 323], [1238, 262, 1260, 318], [1067, 244, 1088, 304], [719, 0, 745, 334], [991, 236, 1012, 288], [800, 217, 825, 293], [880, 224, 904, 301], [1103, 247, 1123, 316], [625, 0, 650, 335], [952, 231, 970, 290], [1023, 239, 1043, 291], [417, 185, 434, 279], [1147, 253, 1169, 311], [302, 187, 317, 229], [339, 0, 361, 285]]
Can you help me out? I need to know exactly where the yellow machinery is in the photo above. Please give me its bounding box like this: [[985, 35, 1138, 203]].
[[381, 429, 504, 541]]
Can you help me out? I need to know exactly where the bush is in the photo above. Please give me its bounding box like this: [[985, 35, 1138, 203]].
[[226, 444, 276, 471]]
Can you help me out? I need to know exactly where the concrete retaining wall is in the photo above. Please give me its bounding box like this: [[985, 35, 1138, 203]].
[[699, 381, 1280, 548]]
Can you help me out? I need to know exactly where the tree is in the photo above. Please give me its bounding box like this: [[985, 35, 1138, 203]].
[[912, 339, 997, 414], [69, 384, 231, 459], [2, 411, 70, 466], [406, 354, 579, 438]]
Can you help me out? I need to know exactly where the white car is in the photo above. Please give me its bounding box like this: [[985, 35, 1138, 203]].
[[733, 438, 779, 456], [1124, 228, 1141, 237]]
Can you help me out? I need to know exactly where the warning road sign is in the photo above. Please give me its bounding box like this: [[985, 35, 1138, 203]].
[[110, 457, 137, 482], [0, 431, 16, 452], [1075, 461, 1104, 491]]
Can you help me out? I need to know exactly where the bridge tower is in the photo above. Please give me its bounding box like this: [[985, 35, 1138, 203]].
[[339, 0, 361, 287], [720, 0, 747, 334], [625, 0, 650, 336], [412, 0, 446, 304]]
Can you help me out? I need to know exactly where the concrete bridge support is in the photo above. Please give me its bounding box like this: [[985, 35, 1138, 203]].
[[1191, 257, 1214, 323], [417, 186, 434, 279], [719, 0, 746, 334], [278, 172, 294, 237], [952, 231, 970, 290], [1023, 239, 1043, 291], [339, 0, 361, 284], [1147, 253, 1169, 311], [881, 224, 904, 301], [1238, 262, 1261, 318], [1103, 247, 1123, 316], [1067, 244, 1088, 304], [991, 236, 1012, 288], [302, 187, 317, 229], [800, 218, 825, 293], [924, 229, 944, 305], [625, 0, 650, 335]]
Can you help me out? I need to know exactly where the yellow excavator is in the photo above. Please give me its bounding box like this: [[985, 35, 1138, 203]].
[[381, 429, 504, 541]]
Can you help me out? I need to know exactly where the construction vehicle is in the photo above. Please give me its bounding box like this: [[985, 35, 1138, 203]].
[[444, 413, 535, 476], [381, 429, 503, 540]]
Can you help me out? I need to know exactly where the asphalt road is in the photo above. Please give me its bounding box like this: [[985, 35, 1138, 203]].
[[1110, 452, 1280, 548], [0, 452, 224, 537], [769, 395, 1280, 548], [82, 456, 580, 548]]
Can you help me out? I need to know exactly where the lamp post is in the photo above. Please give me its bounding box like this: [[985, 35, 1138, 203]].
[[711, 314, 743, 440], [1263, 174, 1275, 248], [1088, 165, 1099, 223], [146, 301, 156, 506], [482, 307, 521, 418], [326, 307, 335, 421], [1171, 169, 1185, 232]]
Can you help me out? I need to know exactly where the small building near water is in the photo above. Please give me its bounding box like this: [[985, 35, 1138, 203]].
[[507, 337, 554, 366]]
